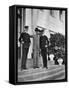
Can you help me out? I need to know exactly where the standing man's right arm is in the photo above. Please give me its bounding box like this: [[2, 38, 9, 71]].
[[19, 33, 24, 43]]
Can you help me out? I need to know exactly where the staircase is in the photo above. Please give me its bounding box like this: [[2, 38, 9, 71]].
[[18, 59, 65, 82]]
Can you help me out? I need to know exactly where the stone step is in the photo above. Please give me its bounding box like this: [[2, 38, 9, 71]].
[[18, 59, 55, 70], [47, 60, 55, 66], [18, 65, 65, 82]]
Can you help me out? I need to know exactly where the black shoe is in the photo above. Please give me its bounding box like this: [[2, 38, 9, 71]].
[[21, 67, 27, 70], [33, 67, 39, 69], [36, 67, 39, 68], [46, 67, 48, 69], [23, 67, 27, 69], [44, 66, 48, 69]]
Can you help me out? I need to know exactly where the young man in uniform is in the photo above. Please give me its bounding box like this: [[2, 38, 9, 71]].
[[19, 26, 31, 70], [40, 30, 49, 69]]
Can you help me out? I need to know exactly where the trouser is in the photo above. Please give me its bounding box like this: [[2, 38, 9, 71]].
[[41, 48, 47, 68], [21, 46, 29, 69], [33, 50, 39, 68]]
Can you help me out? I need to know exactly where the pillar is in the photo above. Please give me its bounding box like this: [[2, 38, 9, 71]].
[[20, 8, 25, 68]]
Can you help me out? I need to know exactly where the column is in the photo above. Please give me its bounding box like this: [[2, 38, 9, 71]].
[[17, 9, 21, 60], [20, 8, 25, 68]]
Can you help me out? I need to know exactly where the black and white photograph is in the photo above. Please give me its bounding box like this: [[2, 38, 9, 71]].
[[9, 5, 67, 84], [16, 6, 67, 83]]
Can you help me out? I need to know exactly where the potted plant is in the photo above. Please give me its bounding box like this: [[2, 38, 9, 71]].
[[48, 33, 65, 65], [55, 49, 65, 65]]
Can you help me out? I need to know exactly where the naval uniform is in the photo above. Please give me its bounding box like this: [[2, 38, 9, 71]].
[[40, 35, 49, 68], [19, 32, 31, 70]]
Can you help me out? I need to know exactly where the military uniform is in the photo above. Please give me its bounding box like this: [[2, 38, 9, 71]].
[[19, 32, 31, 70], [40, 35, 49, 68]]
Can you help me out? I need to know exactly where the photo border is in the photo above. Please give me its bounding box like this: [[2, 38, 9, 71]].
[[14, 5, 67, 85]]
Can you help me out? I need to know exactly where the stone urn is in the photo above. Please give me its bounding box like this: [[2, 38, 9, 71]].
[[49, 54, 54, 61], [57, 58, 63, 65]]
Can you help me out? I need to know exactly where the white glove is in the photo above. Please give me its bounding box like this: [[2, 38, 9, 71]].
[[45, 45, 47, 47]]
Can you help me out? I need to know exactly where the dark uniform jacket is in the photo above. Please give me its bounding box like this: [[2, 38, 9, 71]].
[[19, 32, 31, 48], [40, 35, 49, 49]]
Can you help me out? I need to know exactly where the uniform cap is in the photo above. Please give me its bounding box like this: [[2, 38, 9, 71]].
[[24, 26, 29, 29]]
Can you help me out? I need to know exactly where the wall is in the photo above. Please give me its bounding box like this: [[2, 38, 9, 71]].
[[25, 8, 65, 35], [24, 9, 65, 58]]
